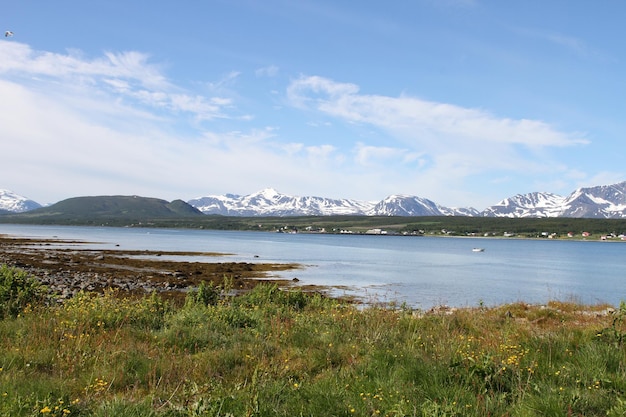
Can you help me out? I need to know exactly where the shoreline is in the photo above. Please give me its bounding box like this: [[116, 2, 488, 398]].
[[1, 232, 622, 311], [0, 235, 304, 302]]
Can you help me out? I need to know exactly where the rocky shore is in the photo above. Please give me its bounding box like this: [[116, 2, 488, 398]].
[[0, 235, 301, 302]]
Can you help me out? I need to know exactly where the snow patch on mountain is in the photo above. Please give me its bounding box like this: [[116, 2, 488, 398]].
[[369, 195, 444, 216], [439, 206, 481, 217], [0, 189, 42, 213], [559, 182, 626, 218], [481, 192, 566, 218], [189, 188, 377, 216]]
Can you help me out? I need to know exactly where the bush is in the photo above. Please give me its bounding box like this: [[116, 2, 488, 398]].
[[0, 264, 47, 318], [233, 283, 310, 311], [185, 281, 221, 307]]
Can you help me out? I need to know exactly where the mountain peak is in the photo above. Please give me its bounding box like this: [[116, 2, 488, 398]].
[[0, 189, 42, 213], [254, 188, 282, 199]]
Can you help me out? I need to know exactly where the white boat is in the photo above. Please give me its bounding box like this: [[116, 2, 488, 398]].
[[472, 248, 485, 252]]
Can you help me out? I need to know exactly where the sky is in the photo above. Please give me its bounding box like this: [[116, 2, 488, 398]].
[[1, 1, 624, 209]]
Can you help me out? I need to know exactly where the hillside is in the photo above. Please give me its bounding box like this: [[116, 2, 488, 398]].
[[0, 195, 203, 224]]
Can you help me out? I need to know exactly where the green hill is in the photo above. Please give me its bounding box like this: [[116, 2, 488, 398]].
[[0, 195, 204, 225]]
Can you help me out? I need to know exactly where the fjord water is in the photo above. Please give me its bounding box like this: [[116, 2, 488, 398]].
[[1, 224, 624, 309]]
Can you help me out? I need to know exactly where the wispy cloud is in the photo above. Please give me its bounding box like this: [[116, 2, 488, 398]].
[[0, 42, 233, 121], [513, 27, 597, 59], [544, 32, 588, 55], [287, 75, 588, 148], [354, 143, 417, 167], [206, 71, 241, 93], [0, 44, 167, 88], [256, 65, 279, 77]]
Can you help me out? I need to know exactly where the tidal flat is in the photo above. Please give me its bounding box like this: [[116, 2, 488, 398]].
[[0, 235, 301, 301]]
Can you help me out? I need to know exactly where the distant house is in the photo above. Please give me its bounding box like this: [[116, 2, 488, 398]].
[[567, 232, 574, 238], [582, 232, 591, 237]]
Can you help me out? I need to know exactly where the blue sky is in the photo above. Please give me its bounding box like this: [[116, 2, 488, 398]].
[[1, 0, 624, 209]]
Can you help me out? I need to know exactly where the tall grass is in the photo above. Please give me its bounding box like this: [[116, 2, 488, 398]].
[[1, 264, 625, 416]]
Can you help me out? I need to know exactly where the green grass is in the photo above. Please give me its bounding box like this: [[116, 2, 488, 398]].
[[1, 264, 625, 416]]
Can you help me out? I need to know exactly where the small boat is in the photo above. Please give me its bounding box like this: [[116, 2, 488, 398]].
[[472, 248, 485, 252]]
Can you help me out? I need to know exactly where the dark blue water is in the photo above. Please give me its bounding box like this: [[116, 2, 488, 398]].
[[1, 224, 625, 309]]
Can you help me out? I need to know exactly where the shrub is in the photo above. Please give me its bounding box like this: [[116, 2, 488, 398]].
[[185, 281, 221, 307], [0, 264, 47, 319], [233, 283, 310, 311]]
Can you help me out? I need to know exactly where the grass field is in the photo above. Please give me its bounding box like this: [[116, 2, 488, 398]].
[[1, 265, 625, 416]]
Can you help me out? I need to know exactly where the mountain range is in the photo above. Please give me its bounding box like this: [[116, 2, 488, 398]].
[[2, 181, 626, 218], [187, 181, 626, 218]]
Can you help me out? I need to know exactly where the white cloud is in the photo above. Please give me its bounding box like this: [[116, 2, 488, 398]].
[[305, 144, 337, 165], [0, 42, 232, 121], [287, 75, 359, 108], [354, 143, 411, 167], [0, 44, 167, 88], [288, 75, 588, 149]]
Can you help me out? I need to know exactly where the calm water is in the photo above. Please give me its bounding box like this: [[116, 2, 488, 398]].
[[1, 224, 625, 309]]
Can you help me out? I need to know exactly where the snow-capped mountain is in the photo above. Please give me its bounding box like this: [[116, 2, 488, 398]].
[[368, 195, 479, 216], [0, 189, 42, 213], [481, 181, 626, 219], [190, 181, 626, 218], [188, 188, 377, 216], [189, 188, 477, 217], [369, 195, 442, 216], [559, 182, 626, 218], [481, 192, 566, 218]]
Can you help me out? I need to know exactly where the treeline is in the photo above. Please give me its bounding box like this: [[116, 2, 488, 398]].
[[401, 216, 626, 236], [3, 212, 626, 237]]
